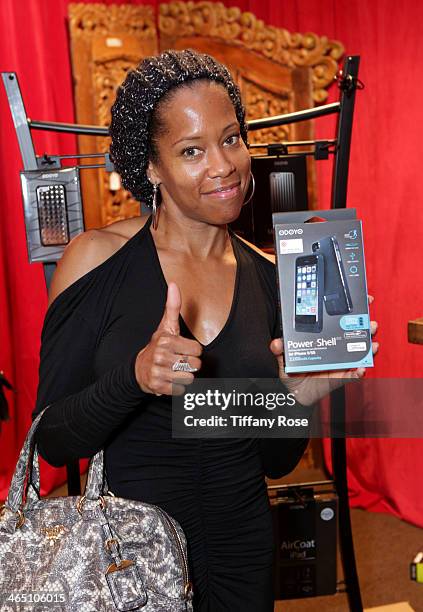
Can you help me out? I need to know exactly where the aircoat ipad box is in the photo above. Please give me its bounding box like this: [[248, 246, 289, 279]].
[[273, 209, 373, 373]]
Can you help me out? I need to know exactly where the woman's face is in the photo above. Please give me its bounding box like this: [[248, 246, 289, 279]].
[[148, 80, 251, 226]]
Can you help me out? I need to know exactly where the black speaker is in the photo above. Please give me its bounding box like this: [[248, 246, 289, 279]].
[[231, 154, 308, 249], [20, 167, 84, 263]]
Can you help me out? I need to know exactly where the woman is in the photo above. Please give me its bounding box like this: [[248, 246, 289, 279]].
[[34, 50, 378, 610]]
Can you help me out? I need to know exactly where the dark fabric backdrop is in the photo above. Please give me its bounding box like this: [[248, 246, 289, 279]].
[[1, 0, 422, 526]]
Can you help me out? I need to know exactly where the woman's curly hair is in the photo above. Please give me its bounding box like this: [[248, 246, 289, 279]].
[[109, 49, 248, 207]]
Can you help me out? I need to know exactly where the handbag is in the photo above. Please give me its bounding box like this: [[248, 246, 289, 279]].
[[0, 409, 194, 611]]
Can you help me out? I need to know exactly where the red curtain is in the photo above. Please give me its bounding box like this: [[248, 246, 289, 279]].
[[1, 0, 422, 525], [0, 0, 160, 495]]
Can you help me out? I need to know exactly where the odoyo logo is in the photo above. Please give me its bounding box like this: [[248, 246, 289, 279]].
[[279, 228, 303, 236]]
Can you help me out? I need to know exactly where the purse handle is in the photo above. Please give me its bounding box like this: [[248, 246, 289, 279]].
[[5, 407, 108, 515]]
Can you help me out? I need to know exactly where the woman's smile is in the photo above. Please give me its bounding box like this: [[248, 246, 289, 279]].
[[202, 181, 241, 199]]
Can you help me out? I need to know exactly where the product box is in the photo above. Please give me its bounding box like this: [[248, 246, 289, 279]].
[[273, 209, 373, 373], [271, 487, 338, 599]]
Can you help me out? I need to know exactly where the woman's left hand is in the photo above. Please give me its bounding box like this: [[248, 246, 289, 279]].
[[270, 295, 379, 406]]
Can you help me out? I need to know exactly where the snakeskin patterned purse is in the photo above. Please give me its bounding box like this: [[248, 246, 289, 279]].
[[0, 409, 193, 611]]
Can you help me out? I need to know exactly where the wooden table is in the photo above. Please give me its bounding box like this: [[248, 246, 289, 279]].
[[408, 317, 423, 344]]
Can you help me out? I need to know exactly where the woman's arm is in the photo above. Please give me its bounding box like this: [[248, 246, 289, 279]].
[[259, 438, 310, 479], [34, 321, 146, 467], [34, 226, 147, 466]]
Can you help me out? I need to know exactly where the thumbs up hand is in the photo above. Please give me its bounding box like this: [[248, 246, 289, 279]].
[[157, 281, 181, 336], [135, 282, 203, 396]]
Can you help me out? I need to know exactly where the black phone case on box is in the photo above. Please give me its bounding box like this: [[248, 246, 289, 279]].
[[312, 236, 353, 316]]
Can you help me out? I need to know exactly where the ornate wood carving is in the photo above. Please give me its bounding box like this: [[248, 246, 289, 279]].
[[69, 1, 342, 227], [159, 1, 343, 103], [69, 3, 157, 39], [68, 3, 158, 227], [158, 9, 327, 210], [91, 60, 142, 225], [242, 79, 291, 146]]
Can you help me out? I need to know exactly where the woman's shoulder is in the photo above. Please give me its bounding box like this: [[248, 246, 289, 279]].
[[48, 215, 150, 307], [231, 232, 276, 266]]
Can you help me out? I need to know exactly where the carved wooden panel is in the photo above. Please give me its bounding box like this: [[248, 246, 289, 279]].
[[159, 2, 343, 103], [159, 2, 344, 211], [69, 1, 343, 227], [68, 3, 158, 228]]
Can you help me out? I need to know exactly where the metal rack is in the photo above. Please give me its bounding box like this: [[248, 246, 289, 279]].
[[248, 55, 363, 611], [2, 54, 363, 611]]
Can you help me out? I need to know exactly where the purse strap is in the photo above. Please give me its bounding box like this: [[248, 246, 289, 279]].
[[5, 407, 108, 514], [84, 450, 109, 499]]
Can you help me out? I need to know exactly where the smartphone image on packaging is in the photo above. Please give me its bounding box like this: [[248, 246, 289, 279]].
[[294, 253, 324, 333], [312, 236, 353, 316]]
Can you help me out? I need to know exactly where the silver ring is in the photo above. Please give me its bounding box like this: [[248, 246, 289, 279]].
[[172, 357, 198, 373]]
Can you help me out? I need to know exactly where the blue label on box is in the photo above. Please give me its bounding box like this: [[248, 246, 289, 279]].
[[339, 314, 370, 331]]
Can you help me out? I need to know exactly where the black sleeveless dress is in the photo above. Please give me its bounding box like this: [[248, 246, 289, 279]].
[[34, 216, 309, 611]]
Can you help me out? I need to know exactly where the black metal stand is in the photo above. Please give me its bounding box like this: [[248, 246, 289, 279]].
[[332, 56, 362, 209], [42, 262, 56, 292], [331, 389, 363, 611], [65, 460, 81, 496], [249, 55, 364, 610], [330, 55, 364, 612]]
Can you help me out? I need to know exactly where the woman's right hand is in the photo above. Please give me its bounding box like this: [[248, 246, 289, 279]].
[[135, 282, 203, 396]]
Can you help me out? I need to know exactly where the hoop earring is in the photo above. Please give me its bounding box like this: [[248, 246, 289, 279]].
[[243, 172, 255, 206], [151, 183, 160, 230]]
